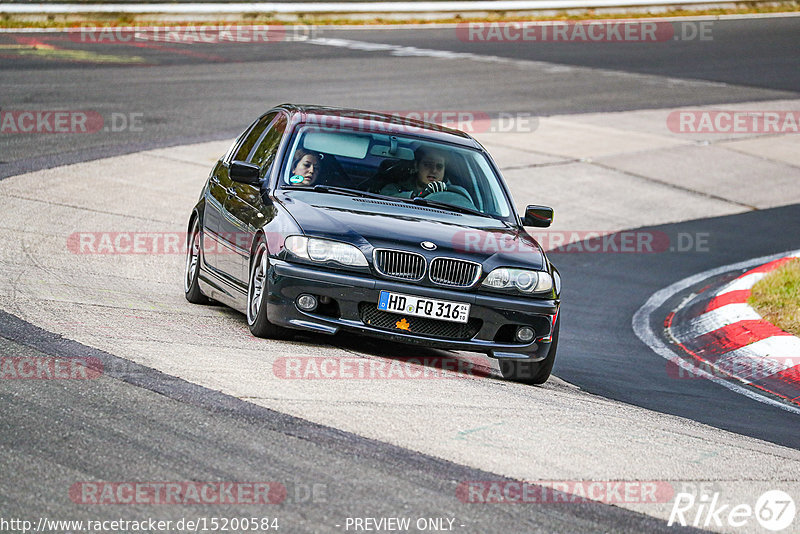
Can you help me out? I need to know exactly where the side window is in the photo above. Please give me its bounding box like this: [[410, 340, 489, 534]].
[[248, 115, 288, 169], [230, 112, 276, 162], [222, 133, 245, 163]]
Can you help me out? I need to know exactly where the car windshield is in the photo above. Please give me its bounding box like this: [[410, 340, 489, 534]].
[[279, 124, 514, 220]]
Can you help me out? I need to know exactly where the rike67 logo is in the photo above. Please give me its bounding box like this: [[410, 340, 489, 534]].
[[668, 489, 796, 531]]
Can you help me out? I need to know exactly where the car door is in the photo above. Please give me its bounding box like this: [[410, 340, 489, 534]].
[[219, 113, 287, 284], [203, 112, 274, 277]]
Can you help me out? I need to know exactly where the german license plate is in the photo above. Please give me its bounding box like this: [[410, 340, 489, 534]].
[[377, 291, 470, 324]]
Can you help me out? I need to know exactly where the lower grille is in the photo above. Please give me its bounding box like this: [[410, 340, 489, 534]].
[[359, 303, 482, 340]]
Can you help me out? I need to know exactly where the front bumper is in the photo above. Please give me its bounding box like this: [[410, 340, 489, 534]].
[[267, 259, 559, 360]]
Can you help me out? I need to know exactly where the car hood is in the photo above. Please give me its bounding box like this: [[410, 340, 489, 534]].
[[278, 191, 546, 270]]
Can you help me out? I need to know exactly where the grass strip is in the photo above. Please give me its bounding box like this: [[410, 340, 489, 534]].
[[749, 258, 800, 337]]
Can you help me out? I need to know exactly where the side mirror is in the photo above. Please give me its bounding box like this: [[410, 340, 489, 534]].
[[522, 205, 553, 227], [230, 160, 261, 185]]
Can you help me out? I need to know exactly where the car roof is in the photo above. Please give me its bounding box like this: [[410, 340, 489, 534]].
[[272, 103, 484, 150]]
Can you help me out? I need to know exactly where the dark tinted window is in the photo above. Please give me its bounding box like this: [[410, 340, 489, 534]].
[[248, 114, 287, 168], [231, 112, 275, 162]]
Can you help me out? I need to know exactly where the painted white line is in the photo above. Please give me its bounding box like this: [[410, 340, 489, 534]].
[[717, 271, 767, 294], [683, 302, 761, 338], [713, 337, 800, 382], [632, 248, 800, 415], [723, 336, 800, 362], [712, 351, 788, 383], [307, 36, 575, 68], [307, 37, 728, 88], [0, 0, 783, 15]]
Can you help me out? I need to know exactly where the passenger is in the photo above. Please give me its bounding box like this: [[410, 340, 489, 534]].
[[380, 146, 450, 198], [287, 149, 321, 186]]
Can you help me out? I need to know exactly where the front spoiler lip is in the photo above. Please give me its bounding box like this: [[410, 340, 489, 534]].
[[288, 314, 543, 357], [269, 259, 558, 360]]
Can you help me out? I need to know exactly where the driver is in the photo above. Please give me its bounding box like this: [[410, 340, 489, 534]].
[[380, 146, 450, 198], [287, 149, 321, 186]]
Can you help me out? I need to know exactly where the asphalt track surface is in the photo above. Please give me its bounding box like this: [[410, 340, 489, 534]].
[[1, 16, 799, 532], [2, 316, 693, 533], [557, 205, 800, 447]]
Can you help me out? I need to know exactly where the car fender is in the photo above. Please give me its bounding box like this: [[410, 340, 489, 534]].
[[251, 200, 303, 264]]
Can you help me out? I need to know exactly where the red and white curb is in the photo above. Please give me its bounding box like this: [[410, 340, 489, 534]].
[[666, 254, 800, 405], [633, 249, 800, 414]]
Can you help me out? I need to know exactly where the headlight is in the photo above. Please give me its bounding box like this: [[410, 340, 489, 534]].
[[481, 268, 553, 294], [285, 236, 368, 268]]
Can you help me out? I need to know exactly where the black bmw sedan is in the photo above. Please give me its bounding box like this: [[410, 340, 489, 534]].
[[185, 104, 561, 384]]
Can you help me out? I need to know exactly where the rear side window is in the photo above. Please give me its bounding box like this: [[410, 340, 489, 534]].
[[249, 115, 288, 169], [231, 112, 275, 162]]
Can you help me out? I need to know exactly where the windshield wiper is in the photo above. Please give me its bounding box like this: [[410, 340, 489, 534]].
[[282, 184, 390, 200], [312, 185, 392, 200], [277, 184, 397, 201]]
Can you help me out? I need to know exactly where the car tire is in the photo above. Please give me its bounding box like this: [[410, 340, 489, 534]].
[[499, 316, 560, 385], [184, 217, 209, 304], [247, 239, 291, 339]]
